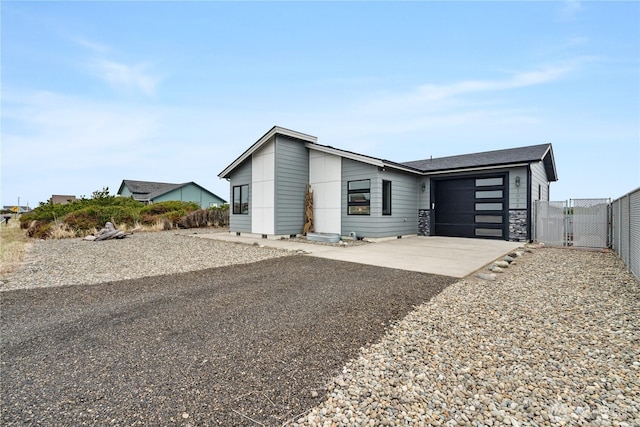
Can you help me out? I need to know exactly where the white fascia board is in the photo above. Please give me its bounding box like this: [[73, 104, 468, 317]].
[[218, 126, 317, 179], [306, 143, 424, 175], [542, 144, 558, 181], [422, 162, 530, 176], [305, 143, 383, 167]]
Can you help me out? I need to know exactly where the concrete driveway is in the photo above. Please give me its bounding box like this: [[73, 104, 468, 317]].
[[194, 233, 522, 278]]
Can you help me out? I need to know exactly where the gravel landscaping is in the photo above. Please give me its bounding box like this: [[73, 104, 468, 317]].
[[1, 231, 638, 426], [0, 231, 454, 425], [296, 247, 640, 427]]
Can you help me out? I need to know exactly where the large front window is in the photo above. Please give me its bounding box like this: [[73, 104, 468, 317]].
[[348, 179, 370, 215], [233, 184, 249, 214]]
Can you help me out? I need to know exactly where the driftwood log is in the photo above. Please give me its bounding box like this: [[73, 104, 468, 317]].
[[303, 184, 314, 235], [85, 222, 127, 241]]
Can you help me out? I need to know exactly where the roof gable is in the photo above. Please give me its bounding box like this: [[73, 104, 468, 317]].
[[118, 180, 227, 202], [119, 180, 182, 200], [218, 126, 317, 179]]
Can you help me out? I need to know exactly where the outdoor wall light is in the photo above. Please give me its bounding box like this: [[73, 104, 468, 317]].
[[515, 176, 521, 187], [421, 182, 426, 192]]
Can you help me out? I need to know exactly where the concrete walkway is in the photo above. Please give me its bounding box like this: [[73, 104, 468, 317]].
[[193, 233, 523, 278]]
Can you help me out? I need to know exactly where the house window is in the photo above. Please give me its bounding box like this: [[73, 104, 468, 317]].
[[348, 179, 370, 215], [382, 180, 392, 215], [233, 185, 249, 214]]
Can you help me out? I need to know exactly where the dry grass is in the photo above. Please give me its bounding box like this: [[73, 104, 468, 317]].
[[0, 217, 30, 275], [0, 217, 203, 276]]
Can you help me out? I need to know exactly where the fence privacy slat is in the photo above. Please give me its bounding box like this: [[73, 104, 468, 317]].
[[535, 189, 638, 281], [611, 189, 640, 281]]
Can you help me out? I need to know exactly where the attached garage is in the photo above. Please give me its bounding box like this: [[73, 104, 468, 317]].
[[406, 143, 558, 242], [432, 175, 508, 239]]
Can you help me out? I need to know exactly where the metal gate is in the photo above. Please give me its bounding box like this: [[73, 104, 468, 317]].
[[533, 198, 610, 248], [534, 201, 567, 246], [571, 198, 610, 248]]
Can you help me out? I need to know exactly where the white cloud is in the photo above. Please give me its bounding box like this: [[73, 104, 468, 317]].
[[409, 64, 575, 103], [71, 36, 111, 55], [558, 0, 583, 21], [2, 90, 162, 172], [68, 35, 161, 95], [89, 58, 160, 96]]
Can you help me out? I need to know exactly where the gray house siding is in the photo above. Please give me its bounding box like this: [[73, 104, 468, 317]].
[[508, 167, 528, 210], [530, 161, 550, 203], [229, 160, 252, 233], [507, 167, 529, 241], [341, 159, 419, 238], [274, 135, 310, 235], [376, 169, 420, 237]]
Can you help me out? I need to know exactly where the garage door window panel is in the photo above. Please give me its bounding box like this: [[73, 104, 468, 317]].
[[476, 190, 503, 199], [476, 177, 503, 187], [475, 202, 503, 211]]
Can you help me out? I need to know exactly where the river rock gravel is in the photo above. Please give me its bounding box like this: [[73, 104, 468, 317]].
[[295, 247, 640, 427]]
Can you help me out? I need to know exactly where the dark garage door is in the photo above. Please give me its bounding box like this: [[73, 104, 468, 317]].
[[433, 175, 507, 239]]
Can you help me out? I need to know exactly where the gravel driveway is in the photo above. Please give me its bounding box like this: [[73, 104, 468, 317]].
[[2, 231, 638, 426], [0, 233, 454, 426]]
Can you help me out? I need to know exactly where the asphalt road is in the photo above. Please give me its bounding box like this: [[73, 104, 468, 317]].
[[1, 256, 455, 426]]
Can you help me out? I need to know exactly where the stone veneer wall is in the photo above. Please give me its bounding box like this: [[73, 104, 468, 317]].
[[418, 209, 430, 236], [419, 209, 527, 241], [509, 210, 528, 242]]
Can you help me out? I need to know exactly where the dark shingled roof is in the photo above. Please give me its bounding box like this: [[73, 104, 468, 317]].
[[120, 180, 184, 201], [402, 143, 557, 181]]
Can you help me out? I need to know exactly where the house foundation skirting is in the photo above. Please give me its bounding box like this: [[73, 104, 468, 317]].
[[509, 209, 528, 242], [418, 209, 430, 236]]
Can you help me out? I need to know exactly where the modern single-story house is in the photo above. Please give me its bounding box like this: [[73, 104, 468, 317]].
[[117, 180, 227, 209], [218, 126, 557, 241]]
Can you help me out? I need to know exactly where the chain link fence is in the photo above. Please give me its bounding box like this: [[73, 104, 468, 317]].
[[533, 199, 609, 248], [534, 190, 639, 281], [611, 188, 640, 281]]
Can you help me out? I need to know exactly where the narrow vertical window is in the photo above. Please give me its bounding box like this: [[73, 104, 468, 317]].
[[233, 184, 249, 214], [382, 180, 392, 215]]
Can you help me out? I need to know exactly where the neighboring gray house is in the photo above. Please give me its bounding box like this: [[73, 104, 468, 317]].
[[117, 180, 227, 209], [218, 126, 557, 241], [50, 195, 78, 205]]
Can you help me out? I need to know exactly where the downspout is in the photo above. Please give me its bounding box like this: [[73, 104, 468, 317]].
[[526, 164, 533, 242]]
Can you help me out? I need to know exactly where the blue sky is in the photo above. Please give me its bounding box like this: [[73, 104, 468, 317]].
[[2, 1, 639, 208]]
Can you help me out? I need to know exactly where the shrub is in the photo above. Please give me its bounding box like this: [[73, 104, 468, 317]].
[[139, 201, 200, 227], [18, 191, 225, 239], [26, 220, 54, 239]]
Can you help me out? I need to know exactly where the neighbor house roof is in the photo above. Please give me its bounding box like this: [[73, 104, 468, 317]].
[[118, 180, 227, 203], [402, 143, 558, 181], [50, 195, 78, 205], [118, 180, 183, 201]]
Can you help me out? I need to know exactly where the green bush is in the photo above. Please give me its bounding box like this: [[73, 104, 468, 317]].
[[63, 206, 141, 231], [18, 189, 223, 238], [25, 221, 53, 239], [139, 201, 200, 226]]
